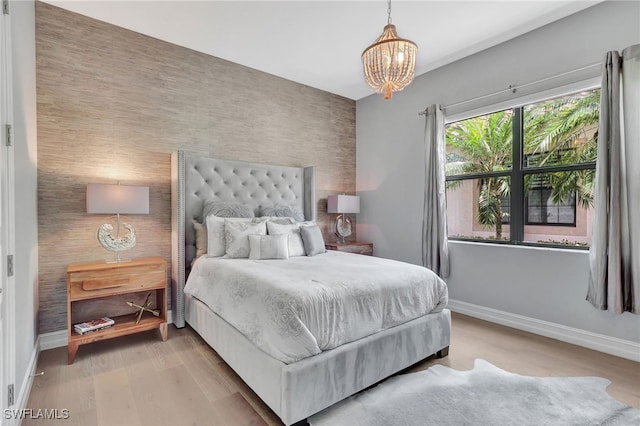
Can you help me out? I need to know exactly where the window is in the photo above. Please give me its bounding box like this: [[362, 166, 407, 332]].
[[445, 89, 599, 248], [526, 187, 575, 226]]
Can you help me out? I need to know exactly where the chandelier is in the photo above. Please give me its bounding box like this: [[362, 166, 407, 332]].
[[361, 0, 418, 100]]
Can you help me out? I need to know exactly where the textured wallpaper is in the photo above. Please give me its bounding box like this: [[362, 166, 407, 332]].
[[36, 2, 355, 333]]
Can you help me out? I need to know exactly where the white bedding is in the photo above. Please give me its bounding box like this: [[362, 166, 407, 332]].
[[184, 250, 448, 364]]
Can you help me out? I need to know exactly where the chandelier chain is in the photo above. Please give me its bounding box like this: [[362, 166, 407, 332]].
[[387, 0, 392, 24]]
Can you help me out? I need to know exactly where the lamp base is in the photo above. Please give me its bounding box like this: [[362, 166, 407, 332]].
[[334, 214, 353, 244], [105, 257, 133, 264], [97, 215, 137, 263]]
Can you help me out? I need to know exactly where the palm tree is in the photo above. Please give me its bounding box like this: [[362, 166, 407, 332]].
[[446, 111, 512, 239], [446, 89, 599, 239]]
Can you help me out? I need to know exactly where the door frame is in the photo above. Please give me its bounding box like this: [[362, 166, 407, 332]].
[[0, 3, 16, 423]]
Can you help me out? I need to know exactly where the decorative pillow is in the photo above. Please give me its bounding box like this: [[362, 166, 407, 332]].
[[202, 200, 254, 220], [206, 215, 252, 257], [248, 234, 289, 260], [252, 216, 296, 225], [225, 220, 267, 258], [300, 224, 326, 256], [266, 222, 306, 257], [260, 204, 304, 222], [193, 220, 208, 259]]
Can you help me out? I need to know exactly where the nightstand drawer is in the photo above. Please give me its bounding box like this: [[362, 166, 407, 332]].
[[82, 278, 130, 291], [68, 260, 165, 301]]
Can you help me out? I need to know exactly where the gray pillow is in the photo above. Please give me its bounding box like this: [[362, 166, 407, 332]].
[[260, 204, 304, 222], [206, 215, 253, 257], [300, 224, 326, 256], [249, 234, 289, 260], [203, 200, 254, 220]]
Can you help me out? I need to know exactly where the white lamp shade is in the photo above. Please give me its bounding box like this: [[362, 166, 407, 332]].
[[86, 183, 149, 214], [327, 195, 360, 214]]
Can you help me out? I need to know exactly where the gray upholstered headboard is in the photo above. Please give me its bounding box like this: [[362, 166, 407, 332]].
[[170, 151, 316, 327]]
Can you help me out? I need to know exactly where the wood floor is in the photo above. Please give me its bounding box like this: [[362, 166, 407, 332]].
[[24, 313, 639, 425]]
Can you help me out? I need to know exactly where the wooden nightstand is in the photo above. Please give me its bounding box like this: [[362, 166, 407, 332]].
[[325, 242, 373, 256], [66, 257, 168, 364]]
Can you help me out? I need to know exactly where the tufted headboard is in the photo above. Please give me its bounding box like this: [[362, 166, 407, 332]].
[[170, 151, 316, 327]]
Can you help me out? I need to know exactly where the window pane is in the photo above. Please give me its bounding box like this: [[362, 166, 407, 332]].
[[446, 177, 510, 241], [523, 89, 600, 168], [500, 193, 510, 224], [446, 110, 513, 177], [523, 170, 595, 247]]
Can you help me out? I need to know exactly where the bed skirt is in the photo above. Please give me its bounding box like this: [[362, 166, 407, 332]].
[[185, 294, 451, 425]]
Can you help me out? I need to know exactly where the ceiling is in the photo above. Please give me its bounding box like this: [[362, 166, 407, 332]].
[[43, 1, 601, 100]]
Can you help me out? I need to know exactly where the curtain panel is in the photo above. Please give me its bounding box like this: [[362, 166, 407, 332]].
[[422, 104, 450, 278], [587, 44, 640, 314]]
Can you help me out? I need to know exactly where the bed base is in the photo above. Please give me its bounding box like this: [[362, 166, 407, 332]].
[[437, 345, 450, 358], [186, 294, 451, 425]]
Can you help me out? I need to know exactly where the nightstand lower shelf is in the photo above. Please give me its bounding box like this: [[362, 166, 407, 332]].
[[68, 313, 167, 364]]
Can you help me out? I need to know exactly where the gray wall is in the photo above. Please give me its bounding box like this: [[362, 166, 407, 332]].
[[356, 1, 640, 342], [11, 0, 38, 406]]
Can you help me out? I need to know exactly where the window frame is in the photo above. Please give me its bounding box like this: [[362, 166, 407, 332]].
[[444, 89, 598, 250]]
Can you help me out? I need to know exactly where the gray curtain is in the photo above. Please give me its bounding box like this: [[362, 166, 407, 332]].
[[587, 44, 640, 314], [422, 104, 450, 278]]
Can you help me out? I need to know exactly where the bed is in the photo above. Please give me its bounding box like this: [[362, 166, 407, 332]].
[[170, 151, 451, 425]]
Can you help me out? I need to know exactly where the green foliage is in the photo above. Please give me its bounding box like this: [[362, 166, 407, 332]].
[[446, 110, 513, 175]]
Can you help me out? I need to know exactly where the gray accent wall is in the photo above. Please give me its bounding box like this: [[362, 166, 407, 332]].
[[12, 0, 38, 408], [356, 1, 640, 343]]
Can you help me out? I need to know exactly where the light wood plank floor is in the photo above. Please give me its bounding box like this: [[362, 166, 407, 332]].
[[24, 313, 639, 425]]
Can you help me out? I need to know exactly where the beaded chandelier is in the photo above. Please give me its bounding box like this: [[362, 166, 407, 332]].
[[361, 0, 417, 100]]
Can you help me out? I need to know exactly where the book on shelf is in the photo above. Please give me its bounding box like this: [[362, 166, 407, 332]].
[[74, 324, 113, 335], [73, 317, 115, 335]]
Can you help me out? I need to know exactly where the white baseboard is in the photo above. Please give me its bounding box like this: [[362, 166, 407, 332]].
[[39, 310, 174, 350], [38, 330, 67, 351], [13, 336, 40, 426], [448, 299, 640, 362]]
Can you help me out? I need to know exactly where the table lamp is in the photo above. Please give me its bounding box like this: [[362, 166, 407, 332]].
[[86, 183, 149, 262], [327, 195, 360, 244]]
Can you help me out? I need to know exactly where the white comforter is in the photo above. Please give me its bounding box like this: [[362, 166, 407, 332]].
[[184, 250, 448, 364]]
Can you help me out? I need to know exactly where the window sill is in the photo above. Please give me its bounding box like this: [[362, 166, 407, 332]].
[[447, 239, 589, 253]]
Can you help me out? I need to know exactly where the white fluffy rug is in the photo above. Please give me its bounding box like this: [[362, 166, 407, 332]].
[[308, 359, 639, 426]]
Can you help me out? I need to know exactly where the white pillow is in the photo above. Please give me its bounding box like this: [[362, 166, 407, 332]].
[[249, 234, 289, 260], [252, 216, 296, 225], [193, 220, 208, 259], [205, 215, 252, 257], [266, 222, 306, 257], [225, 220, 267, 258]]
